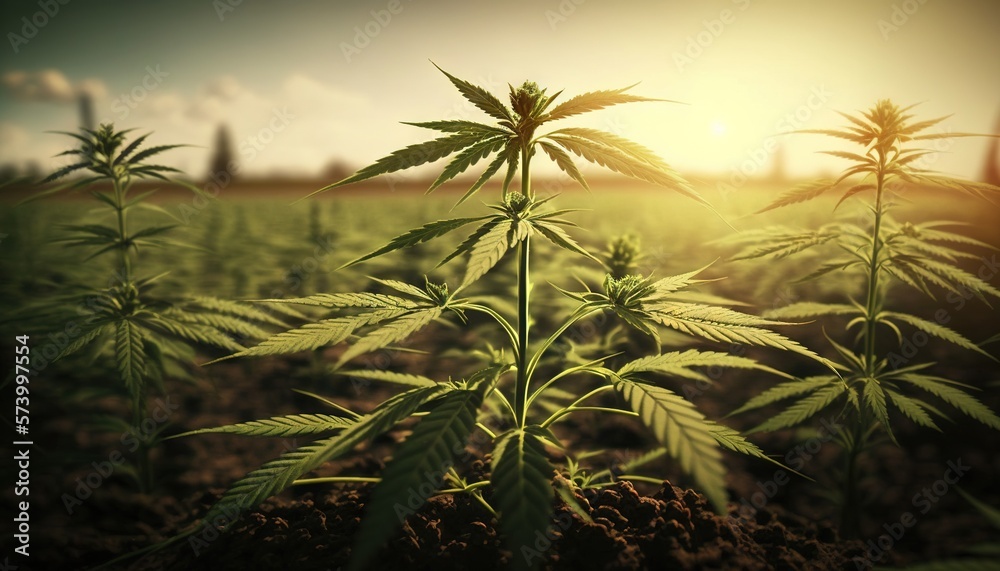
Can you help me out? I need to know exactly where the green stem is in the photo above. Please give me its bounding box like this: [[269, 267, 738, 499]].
[[112, 175, 132, 284], [292, 476, 382, 486], [515, 237, 530, 427], [863, 165, 886, 376], [514, 142, 533, 427]]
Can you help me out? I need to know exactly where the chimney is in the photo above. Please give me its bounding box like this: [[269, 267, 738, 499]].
[[982, 108, 1000, 186], [78, 91, 95, 131]]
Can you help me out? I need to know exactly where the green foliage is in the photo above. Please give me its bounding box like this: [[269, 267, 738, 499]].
[[34, 124, 277, 490], [726, 99, 1000, 536], [178, 66, 822, 570]]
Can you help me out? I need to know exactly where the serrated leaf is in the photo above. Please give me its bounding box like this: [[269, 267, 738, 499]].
[[613, 378, 727, 512], [337, 307, 444, 366], [427, 136, 508, 193], [647, 302, 822, 362], [433, 63, 514, 123], [178, 414, 355, 438], [763, 302, 860, 320], [618, 349, 789, 380], [547, 134, 704, 204], [336, 369, 437, 388], [537, 140, 589, 191], [341, 217, 489, 268], [749, 382, 847, 433], [884, 389, 940, 431], [540, 85, 660, 123], [756, 179, 840, 213], [253, 292, 418, 310], [199, 384, 450, 526], [350, 389, 483, 569], [863, 379, 896, 444], [492, 428, 555, 571], [461, 220, 515, 288], [221, 309, 405, 361], [893, 374, 1000, 430], [728, 376, 840, 417], [532, 220, 601, 265], [115, 320, 146, 401], [882, 311, 994, 358]]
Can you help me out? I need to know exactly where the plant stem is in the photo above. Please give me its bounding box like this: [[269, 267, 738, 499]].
[[842, 152, 888, 538], [514, 143, 532, 427]]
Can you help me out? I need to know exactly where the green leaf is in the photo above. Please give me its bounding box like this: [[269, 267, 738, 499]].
[[893, 374, 1000, 430], [763, 303, 861, 320], [728, 376, 840, 417], [461, 220, 515, 288], [749, 382, 847, 433], [884, 389, 940, 431], [115, 320, 146, 401], [253, 292, 418, 310], [433, 63, 514, 123], [882, 311, 995, 358], [547, 134, 704, 205], [341, 216, 486, 268], [307, 132, 485, 198], [491, 427, 556, 571], [756, 179, 839, 214], [350, 389, 483, 570], [531, 220, 601, 265], [337, 308, 444, 366], [219, 309, 405, 361], [537, 140, 589, 191], [618, 349, 790, 381], [145, 316, 246, 352], [427, 136, 508, 193], [540, 85, 661, 123], [189, 296, 289, 327], [335, 369, 438, 388], [200, 384, 450, 527], [646, 302, 822, 362], [863, 380, 896, 445], [177, 414, 355, 438], [613, 378, 727, 512]]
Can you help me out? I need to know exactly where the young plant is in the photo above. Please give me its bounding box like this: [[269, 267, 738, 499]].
[[31, 124, 280, 490], [726, 100, 1000, 536], [178, 66, 822, 570]]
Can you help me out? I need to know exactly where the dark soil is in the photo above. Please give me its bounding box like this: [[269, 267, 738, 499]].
[[7, 317, 1000, 570]]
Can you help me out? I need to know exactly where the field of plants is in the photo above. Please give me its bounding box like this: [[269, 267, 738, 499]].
[[2, 76, 1000, 571]]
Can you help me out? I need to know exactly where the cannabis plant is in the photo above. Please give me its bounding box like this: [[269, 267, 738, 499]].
[[179, 66, 821, 570], [725, 100, 1000, 536], [31, 124, 280, 490]]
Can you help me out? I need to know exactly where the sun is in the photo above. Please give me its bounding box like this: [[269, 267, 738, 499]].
[[710, 120, 727, 137]]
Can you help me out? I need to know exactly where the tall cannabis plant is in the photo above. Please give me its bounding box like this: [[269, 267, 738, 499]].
[[180, 65, 822, 570], [33, 124, 279, 490], [726, 100, 1000, 536]]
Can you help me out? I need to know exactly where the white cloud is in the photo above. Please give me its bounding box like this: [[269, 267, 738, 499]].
[[2, 69, 107, 103]]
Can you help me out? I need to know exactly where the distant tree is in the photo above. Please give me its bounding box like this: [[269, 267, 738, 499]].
[[321, 158, 352, 182], [208, 124, 237, 183], [0, 163, 19, 182]]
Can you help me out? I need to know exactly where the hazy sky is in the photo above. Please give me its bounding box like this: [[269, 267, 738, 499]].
[[1, 0, 998, 181]]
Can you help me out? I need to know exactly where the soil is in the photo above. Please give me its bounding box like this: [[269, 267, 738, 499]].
[[8, 317, 1000, 571]]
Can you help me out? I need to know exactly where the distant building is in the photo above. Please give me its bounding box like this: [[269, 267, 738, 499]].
[[78, 91, 95, 131], [982, 109, 1000, 186]]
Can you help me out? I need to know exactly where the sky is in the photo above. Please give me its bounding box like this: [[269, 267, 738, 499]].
[[0, 0, 998, 181]]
